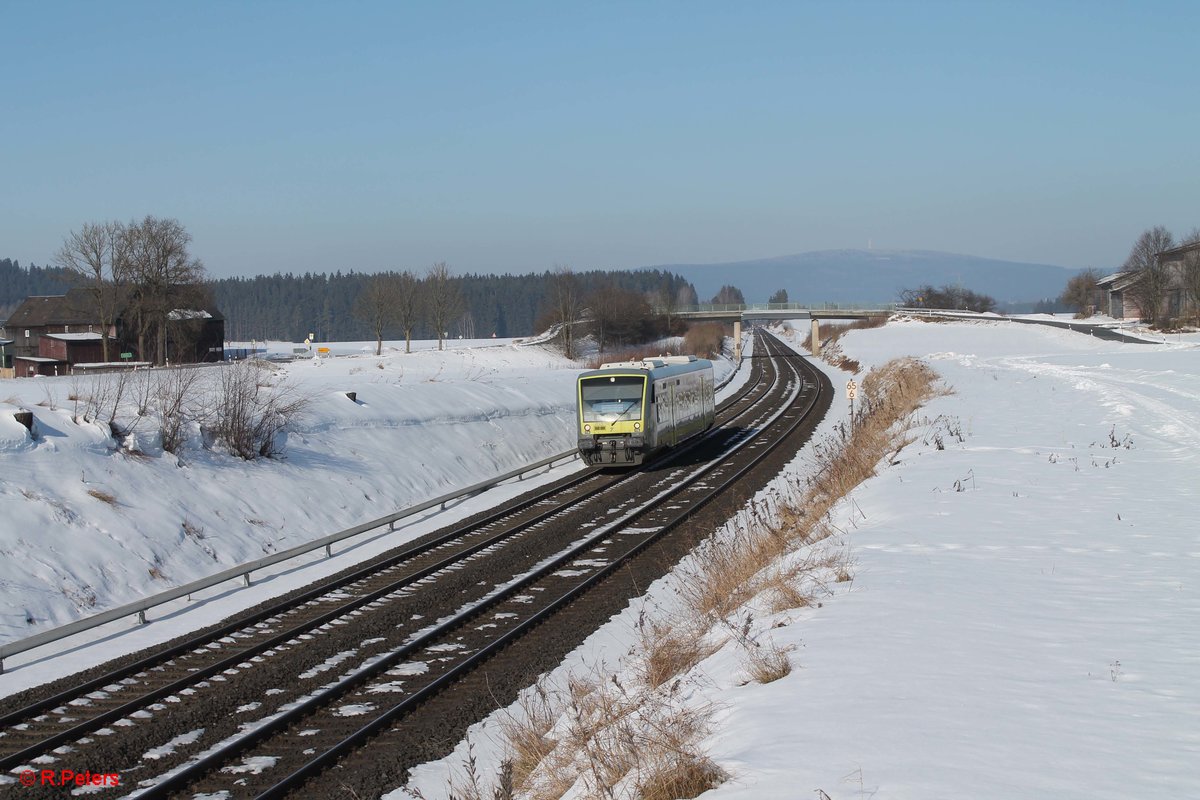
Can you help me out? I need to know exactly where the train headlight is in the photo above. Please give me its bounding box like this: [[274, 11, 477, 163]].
[[634, 422, 641, 431], [584, 424, 591, 432]]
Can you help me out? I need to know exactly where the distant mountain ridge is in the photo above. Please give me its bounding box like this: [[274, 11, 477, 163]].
[[650, 249, 1081, 308]]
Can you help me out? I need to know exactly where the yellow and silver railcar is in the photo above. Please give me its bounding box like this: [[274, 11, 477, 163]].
[[577, 355, 716, 466]]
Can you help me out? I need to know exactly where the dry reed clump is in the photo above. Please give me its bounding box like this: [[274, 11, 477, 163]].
[[635, 612, 717, 691], [683, 357, 942, 624], [498, 680, 569, 797], [86, 488, 117, 505], [491, 648, 724, 800], [744, 638, 794, 685], [682, 322, 726, 359]]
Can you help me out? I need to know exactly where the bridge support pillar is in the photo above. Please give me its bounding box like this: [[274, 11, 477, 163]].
[[810, 319, 820, 355], [734, 320, 742, 361]]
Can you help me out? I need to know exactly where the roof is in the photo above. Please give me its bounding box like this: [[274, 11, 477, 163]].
[[14, 356, 63, 363], [167, 308, 214, 321], [43, 332, 106, 341], [1096, 271, 1141, 291], [3, 290, 101, 328], [580, 356, 713, 382], [1157, 240, 1200, 262], [4, 287, 225, 327]]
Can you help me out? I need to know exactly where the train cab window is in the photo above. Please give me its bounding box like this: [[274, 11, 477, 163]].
[[580, 376, 646, 423]]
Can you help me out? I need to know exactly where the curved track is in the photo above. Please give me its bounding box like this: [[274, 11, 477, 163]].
[[0, 332, 830, 799]]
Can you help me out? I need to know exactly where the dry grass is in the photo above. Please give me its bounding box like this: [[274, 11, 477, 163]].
[[682, 357, 942, 623], [87, 488, 117, 505], [420, 354, 942, 800], [636, 614, 717, 691], [744, 639, 794, 685], [498, 681, 565, 797], [638, 754, 725, 800], [682, 322, 727, 359]]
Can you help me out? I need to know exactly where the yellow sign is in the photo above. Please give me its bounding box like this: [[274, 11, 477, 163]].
[[317, 347, 331, 354]]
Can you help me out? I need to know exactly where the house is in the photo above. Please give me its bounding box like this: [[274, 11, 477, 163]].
[[0, 291, 112, 360], [1095, 271, 1142, 320], [1155, 240, 1200, 321], [1097, 241, 1200, 324], [0, 337, 13, 378], [0, 287, 225, 377]]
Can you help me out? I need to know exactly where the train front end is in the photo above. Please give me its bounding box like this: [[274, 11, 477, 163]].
[[577, 370, 649, 466]]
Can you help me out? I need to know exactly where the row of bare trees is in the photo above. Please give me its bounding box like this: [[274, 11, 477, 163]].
[[542, 268, 705, 357], [359, 265, 706, 359], [354, 262, 462, 355], [55, 216, 207, 364]]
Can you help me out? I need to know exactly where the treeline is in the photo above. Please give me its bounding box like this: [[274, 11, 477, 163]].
[[210, 268, 693, 342], [0, 258, 70, 319], [898, 284, 997, 313]]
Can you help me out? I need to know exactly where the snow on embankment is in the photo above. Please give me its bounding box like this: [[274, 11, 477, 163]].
[[0, 342, 580, 645], [397, 319, 1200, 800]]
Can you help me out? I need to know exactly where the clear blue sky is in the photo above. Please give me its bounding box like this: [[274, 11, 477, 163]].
[[3, 1, 1197, 279]]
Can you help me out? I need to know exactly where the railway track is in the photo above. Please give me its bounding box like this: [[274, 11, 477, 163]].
[[0, 332, 829, 798]]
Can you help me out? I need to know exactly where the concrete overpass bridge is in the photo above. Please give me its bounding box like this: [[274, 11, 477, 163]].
[[666, 304, 893, 359]]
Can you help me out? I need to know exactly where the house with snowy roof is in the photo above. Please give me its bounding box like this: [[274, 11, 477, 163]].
[[0, 288, 224, 376]]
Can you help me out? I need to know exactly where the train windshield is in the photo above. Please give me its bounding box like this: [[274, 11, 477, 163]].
[[580, 376, 645, 423]]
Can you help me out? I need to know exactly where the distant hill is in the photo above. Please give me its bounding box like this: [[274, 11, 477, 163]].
[[651, 249, 1082, 309]]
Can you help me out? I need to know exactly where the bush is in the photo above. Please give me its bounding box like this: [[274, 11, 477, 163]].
[[210, 361, 309, 459], [682, 322, 726, 359]]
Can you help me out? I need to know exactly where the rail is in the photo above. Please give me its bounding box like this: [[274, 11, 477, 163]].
[[0, 449, 581, 671], [0, 351, 748, 672]]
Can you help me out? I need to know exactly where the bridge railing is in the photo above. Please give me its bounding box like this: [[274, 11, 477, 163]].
[[667, 303, 897, 315]]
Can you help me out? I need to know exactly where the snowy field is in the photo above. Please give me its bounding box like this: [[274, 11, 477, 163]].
[[398, 318, 1200, 800]]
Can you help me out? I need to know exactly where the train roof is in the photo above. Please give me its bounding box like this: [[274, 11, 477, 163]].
[[579, 355, 713, 381]]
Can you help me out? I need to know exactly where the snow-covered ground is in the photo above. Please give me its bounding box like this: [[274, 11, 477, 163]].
[[398, 318, 1200, 800], [0, 337, 738, 694], [3, 319, 1198, 800]]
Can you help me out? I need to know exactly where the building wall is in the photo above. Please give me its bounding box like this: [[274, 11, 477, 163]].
[[13, 358, 62, 377]]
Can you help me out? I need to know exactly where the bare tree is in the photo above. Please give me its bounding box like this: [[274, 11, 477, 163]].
[[1059, 268, 1102, 317], [549, 265, 580, 359], [394, 270, 422, 353], [1123, 226, 1175, 324], [355, 273, 402, 356], [657, 275, 680, 338], [212, 361, 309, 459], [585, 277, 618, 353], [125, 216, 208, 365], [1181, 249, 1200, 322], [55, 221, 130, 362], [711, 285, 746, 305], [426, 262, 462, 351], [155, 366, 204, 455], [1180, 227, 1200, 246]]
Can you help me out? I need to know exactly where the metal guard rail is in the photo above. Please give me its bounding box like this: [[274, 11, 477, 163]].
[[0, 449, 581, 669], [0, 351, 748, 670]]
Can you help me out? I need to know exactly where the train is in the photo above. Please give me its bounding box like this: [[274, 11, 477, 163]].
[[576, 355, 716, 466]]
